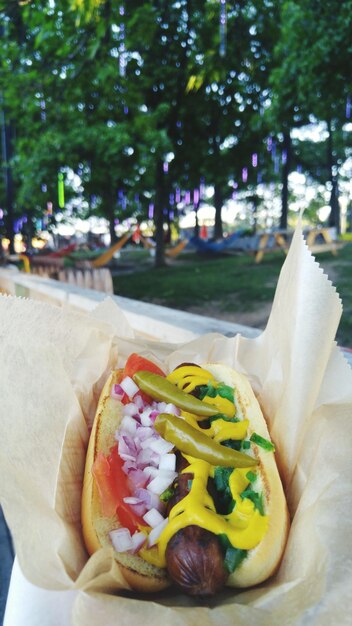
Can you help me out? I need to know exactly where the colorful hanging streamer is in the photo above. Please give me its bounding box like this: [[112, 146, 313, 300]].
[[58, 172, 65, 208], [119, 5, 126, 77], [219, 0, 227, 57]]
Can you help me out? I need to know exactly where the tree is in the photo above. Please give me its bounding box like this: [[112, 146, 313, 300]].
[[269, 0, 352, 232]]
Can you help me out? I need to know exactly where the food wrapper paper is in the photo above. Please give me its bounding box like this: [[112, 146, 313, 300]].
[[0, 221, 351, 625]]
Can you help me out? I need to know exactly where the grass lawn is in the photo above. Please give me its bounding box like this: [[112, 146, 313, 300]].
[[113, 243, 352, 348]]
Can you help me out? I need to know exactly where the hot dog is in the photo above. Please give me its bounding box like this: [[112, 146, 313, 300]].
[[81, 354, 289, 595]]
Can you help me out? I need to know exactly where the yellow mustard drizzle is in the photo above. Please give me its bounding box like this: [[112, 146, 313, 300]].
[[141, 366, 269, 568], [155, 458, 268, 566], [167, 365, 217, 393]]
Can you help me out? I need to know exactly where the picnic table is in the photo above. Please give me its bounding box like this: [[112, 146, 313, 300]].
[[254, 227, 343, 263]]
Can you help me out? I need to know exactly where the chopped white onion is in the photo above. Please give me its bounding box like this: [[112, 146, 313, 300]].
[[158, 453, 176, 472], [133, 393, 145, 411], [148, 518, 168, 547], [147, 471, 177, 495], [131, 531, 147, 553], [109, 528, 133, 552], [120, 415, 137, 436], [122, 496, 147, 517], [163, 403, 180, 416], [123, 402, 139, 417], [143, 507, 165, 528], [140, 408, 153, 426], [137, 448, 159, 468], [128, 468, 148, 489], [120, 376, 139, 399], [148, 437, 174, 455], [143, 466, 159, 479], [123, 496, 141, 505], [137, 426, 154, 441], [111, 384, 124, 400]]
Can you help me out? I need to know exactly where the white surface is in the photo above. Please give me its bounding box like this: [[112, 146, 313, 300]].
[[4, 559, 77, 626]]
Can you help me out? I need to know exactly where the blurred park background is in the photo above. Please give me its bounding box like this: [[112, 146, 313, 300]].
[[0, 0, 352, 343]]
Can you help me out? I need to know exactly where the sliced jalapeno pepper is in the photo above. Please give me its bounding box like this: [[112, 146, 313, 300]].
[[154, 413, 258, 468], [133, 371, 219, 418]]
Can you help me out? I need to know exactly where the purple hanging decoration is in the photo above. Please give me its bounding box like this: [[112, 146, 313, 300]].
[[257, 171, 262, 184], [124, 105, 129, 115], [169, 210, 174, 221], [297, 164, 302, 174], [232, 181, 238, 189], [219, 0, 227, 58], [274, 156, 280, 174], [176, 120, 182, 128], [41, 183, 47, 193], [119, 5, 126, 77], [0, 208, 3, 219], [346, 96, 351, 119], [163, 161, 169, 174], [185, 190, 191, 205], [232, 190, 237, 200], [118, 189, 127, 210], [242, 167, 248, 183], [271, 141, 276, 160], [148, 203, 154, 219], [175, 188, 181, 204], [252, 153, 258, 168], [193, 188, 200, 208], [40, 99, 46, 122], [282, 150, 287, 165], [266, 136, 273, 152], [114, 218, 120, 225], [169, 192, 175, 206]]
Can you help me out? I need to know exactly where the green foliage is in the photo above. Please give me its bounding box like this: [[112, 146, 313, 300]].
[[0, 1, 351, 248]]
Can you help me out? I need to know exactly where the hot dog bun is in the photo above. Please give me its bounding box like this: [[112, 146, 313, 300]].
[[81, 363, 289, 593], [81, 369, 170, 592], [204, 364, 289, 587]]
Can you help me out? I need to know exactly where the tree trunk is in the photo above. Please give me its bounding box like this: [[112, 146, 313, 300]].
[[1, 111, 15, 254], [154, 160, 165, 267], [347, 202, 352, 233], [105, 192, 117, 245], [194, 208, 199, 238], [280, 130, 291, 230], [252, 197, 259, 234], [213, 184, 223, 239], [326, 120, 340, 234]]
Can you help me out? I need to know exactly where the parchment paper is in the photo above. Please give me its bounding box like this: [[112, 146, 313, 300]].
[[1, 220, 352, 625]]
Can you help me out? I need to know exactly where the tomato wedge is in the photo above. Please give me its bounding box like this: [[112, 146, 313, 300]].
[[123, 353, 165, 379], [122, 353, 165, 404], [92, 445, 147, 534]]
